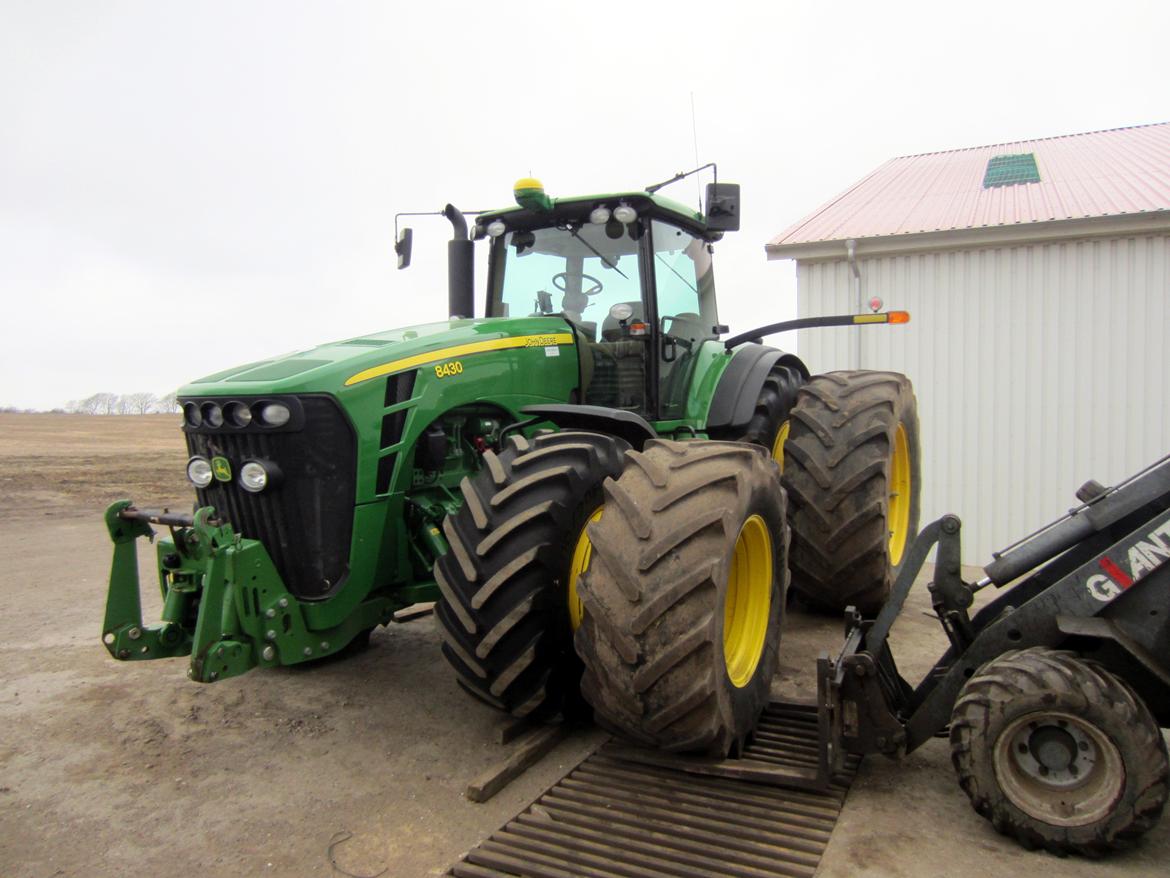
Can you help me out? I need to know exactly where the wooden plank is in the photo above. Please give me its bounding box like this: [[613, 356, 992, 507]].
[[466, 724, 568, 804]]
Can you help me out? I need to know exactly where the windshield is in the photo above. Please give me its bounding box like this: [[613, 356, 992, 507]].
[[490, 224, 644, 341]]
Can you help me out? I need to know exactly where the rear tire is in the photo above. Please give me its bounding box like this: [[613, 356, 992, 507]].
[[434, 431, 629, 719], [950, 647, 1169, 856], [782, 370, 919, 614], [573, 439, 788, 756]]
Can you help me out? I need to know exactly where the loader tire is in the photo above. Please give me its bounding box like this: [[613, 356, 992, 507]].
[[950, 647, 1169, 856], [782, 370, 919, 614], [709, 364, 804, 471], [573, 439, 788, 756], [434, 430, 629, 720]]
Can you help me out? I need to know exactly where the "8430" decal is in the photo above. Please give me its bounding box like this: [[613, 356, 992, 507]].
[[434, 360, 464, 378]]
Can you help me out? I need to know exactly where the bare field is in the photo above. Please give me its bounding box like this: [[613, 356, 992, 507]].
[[0, 414, 1166, 877], [0, 413, 190, 521]]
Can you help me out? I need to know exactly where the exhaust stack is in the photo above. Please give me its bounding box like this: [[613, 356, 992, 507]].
[[444, 204, 474, 319]]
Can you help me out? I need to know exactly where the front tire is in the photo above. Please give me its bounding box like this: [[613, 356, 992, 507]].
[[434, 431, 629, 719], [950, 647, 1169, 856], [573, 440, 788, 756]]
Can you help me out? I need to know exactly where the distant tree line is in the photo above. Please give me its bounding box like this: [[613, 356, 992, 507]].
[[0, 392, 180, 415]]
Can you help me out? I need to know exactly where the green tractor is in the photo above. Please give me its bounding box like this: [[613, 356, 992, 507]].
[[103, 170, 920, 755]]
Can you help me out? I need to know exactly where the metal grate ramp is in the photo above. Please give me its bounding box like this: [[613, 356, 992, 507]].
[[449, 703, 859, 878]]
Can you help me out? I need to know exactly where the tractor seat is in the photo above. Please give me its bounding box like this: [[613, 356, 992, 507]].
[[589, 302, 647, 409]]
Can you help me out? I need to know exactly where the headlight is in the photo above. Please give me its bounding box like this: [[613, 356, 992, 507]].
[[224, 401, 253, 428], [187, 456, 213, 488], [239, 460, 271, 493], [183, 402, 202, 427], [256, 402, 291, 427], [202, 402, 224, 428]]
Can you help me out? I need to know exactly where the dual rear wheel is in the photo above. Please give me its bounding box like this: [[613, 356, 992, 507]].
[[434, 368, 921, 753]]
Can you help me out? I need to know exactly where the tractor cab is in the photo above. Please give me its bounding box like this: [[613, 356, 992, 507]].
[[477, 178, 737, 422]]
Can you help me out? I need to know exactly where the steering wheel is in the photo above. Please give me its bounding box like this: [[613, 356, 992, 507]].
[[552, 272, 604, 297]]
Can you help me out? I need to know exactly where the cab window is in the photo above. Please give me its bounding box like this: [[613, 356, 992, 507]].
[[652, 221, 718, 419]]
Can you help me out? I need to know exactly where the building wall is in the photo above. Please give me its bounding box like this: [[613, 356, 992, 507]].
[[795, 233, 1170, 563]]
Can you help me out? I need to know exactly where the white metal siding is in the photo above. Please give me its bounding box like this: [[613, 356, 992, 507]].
[[794, 234, 1170, 564]]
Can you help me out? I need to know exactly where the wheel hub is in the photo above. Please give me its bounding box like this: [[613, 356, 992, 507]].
[[887, 423, 911, 565], [723, 515, 773, 688], [567, 507, 603, 631], [770, 420, 790, 471], [994, 711, 1125, 826]]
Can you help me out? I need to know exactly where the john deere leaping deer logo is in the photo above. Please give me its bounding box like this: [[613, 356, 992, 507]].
[[211, 456, 232, 482]]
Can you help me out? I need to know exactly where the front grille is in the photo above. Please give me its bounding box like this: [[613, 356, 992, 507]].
[[185, 396, 356, 600]]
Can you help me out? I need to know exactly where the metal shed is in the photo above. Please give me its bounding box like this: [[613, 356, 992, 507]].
[[766, 123, 1170, 562]]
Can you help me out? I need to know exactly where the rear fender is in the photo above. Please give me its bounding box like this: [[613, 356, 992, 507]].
[[705, 344, 808, 431]]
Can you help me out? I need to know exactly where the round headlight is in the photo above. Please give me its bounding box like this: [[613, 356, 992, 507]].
[[224, 401, 253, 428], [183, 402, 202, 427], [202, 402, 224, 428], [187, 456, 213, 488], [613, 203, 638, 224], [257, 402, 291, 427], [486, 220, 507, 237], [239, 460, 269, 493], [589, 206, 611, 225]]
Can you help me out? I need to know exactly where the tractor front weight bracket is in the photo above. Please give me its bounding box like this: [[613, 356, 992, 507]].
[[102, 501, 393, 683]]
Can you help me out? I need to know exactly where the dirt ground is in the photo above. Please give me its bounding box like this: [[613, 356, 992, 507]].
[[1, 413, 1167, 877]]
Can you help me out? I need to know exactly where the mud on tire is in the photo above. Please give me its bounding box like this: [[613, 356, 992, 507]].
[[950, 647, 1169, 856], [573, 439, 788, 756], [783, 370, 920, 614], [434, 430, 629, 719]]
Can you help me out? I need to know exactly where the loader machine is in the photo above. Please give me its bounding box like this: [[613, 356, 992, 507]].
[[810, 454, 1170, 855], [103, 169, 919, 756]]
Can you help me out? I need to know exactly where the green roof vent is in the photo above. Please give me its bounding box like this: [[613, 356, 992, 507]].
[[983, 153, 1041, 188]]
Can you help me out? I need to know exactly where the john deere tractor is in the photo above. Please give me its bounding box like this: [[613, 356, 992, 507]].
[[103, 170, 919, 755]]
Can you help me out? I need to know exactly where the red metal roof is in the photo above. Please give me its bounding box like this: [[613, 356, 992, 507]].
[[768, 122, 1170, 249]]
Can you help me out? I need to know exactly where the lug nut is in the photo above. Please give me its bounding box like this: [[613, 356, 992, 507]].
[[302, 647, 313, 657], [320, 641, 329, 650], [278, 598, 289, 609], [265, 630, 277, 641], [127, 627, 142, 641], [262, 645, 275, 661]]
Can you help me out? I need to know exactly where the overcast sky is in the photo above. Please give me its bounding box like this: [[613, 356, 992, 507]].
[[2, 1, 1167, 409]]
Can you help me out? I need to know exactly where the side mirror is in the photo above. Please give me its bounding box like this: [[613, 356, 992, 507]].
[[704, 182, 741, 232], [536, 290, 553, 314], [395, 227, 413, 270]]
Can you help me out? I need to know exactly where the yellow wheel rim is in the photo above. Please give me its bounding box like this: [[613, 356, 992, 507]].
[[770, 420, 790, 471], [567, 507, 603, 631], [723, 514, 773, 688], [888, 423, 912, 566]]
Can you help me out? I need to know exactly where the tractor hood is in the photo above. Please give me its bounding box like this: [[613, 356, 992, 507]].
[[178, 315, 577, 397]]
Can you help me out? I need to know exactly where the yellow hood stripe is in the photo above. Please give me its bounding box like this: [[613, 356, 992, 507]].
[[344, 332, 574, 386]]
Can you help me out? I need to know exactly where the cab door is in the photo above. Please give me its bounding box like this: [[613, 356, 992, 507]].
[[649, 221, 719, 420]]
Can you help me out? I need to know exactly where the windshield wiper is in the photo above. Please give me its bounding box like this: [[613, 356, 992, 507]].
[[567, 226, 628, 280], [655, 253, 697, 293]]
